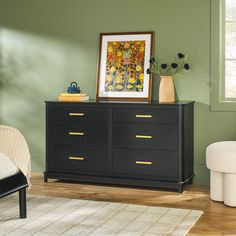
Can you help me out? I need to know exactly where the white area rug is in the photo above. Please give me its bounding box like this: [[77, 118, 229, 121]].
[[0, 194, 203, 236]]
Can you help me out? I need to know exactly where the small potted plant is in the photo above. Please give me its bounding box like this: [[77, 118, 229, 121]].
[[147, 53, 190, 103]]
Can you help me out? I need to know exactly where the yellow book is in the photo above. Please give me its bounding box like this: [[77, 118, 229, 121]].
[[60, 93, 87, 97], [58, 95, 89, 102]]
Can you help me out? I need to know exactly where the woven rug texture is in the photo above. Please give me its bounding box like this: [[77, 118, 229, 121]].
[[0, 194, 203, 236]]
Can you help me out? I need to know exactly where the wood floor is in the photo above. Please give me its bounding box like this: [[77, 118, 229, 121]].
[[29, 173, 236, 235]]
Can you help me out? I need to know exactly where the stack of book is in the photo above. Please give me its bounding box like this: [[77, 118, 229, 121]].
[[58, 93, 89, 102]]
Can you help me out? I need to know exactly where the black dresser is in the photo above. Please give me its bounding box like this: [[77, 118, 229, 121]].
[[45, 101, 194, 192]]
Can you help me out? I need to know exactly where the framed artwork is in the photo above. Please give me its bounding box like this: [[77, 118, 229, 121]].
[[96, 32, 154, 102]]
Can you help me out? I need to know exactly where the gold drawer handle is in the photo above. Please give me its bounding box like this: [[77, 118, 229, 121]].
[[135, 135, 152, 139], [69, 113, 85, 116], [69, 132, 85, 136], [69, 156, 85, 161], [136, 161, 152, 165], [136, 114, 152, 118]]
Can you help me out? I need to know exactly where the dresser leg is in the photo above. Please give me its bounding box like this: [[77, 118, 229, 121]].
[[178, 185, 183, 193], [44, 173, 48, 183]]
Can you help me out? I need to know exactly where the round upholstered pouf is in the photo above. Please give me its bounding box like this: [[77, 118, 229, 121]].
[[206, 141, 236, 207]]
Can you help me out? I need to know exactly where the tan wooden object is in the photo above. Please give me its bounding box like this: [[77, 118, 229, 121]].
[[159, 76, 175, 103]]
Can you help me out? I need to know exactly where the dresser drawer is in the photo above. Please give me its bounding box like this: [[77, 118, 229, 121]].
[[113, 124, 178, 150], [112, 149, 178, 179], [113, 107, 178, 124], [48, 145, 108, 173], [47, 106, 108, 123], [48, 121, 108, 146]]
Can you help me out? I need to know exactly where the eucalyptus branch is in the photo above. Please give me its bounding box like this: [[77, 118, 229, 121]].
[[169, 67, 177, 76], [151, 59, 162, 76]]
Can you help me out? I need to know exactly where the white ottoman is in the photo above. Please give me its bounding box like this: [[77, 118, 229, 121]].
[[206, 141, 236, 207]]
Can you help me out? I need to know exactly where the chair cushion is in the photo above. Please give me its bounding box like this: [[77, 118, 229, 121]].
[[206, 141, 236, 173], [0, 153, 19, 180]]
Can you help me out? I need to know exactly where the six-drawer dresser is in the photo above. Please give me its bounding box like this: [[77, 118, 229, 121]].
[[45, 101, 194, 192]]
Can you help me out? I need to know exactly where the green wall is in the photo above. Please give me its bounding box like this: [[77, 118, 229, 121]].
[[0, 0, 235, 185]]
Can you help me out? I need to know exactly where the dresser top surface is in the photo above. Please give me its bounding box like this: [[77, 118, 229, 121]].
[[45, 100, 194, 106]]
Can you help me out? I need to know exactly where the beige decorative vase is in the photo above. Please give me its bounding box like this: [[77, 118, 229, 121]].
[[159, 76, 175, 103]]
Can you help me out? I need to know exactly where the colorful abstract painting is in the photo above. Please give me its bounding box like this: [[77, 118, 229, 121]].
[[105, 40, 145, 92], [97, 32, 153, 101]]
